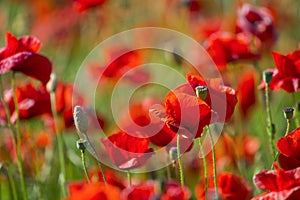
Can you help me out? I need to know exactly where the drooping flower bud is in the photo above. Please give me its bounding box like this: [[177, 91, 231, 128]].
[[46, 73, 58, 93], [196, 85, 208, 100], [73, 106, 88, 134], [283, 107, 294, 120]]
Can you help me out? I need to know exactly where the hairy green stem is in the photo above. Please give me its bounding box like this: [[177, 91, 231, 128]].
[[7, 165, 18, 200], [11, 73, 28, 200], [208, 126, 219, 200], [177, 133, 184, 186], [265, 82, 276, 159], [127, 171, 132, 186], [50, 92, 67, 197], [199, 137, 208, 200], [81, 150, 90, 183]]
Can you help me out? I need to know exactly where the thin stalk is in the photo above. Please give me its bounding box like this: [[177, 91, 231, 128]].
[[272, 119, 291, 168], [198, 137, 208, 200], [7, 166, 18, 200], [177, 133, 184, 186], [292, 93, 300, 127], [11, 73, 28, 200], [127, 171, 132, 186], [49, 92, 67, 197], [208, 126, 219, 200], [265, 82, 276, 159], [80, 150, 90, 183], [0, 77, 19, 200], [166, 163, 171, 180]]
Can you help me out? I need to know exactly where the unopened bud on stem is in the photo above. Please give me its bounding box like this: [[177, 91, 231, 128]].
[[73, 106, 88, 134], [46, 73, 58, 93]]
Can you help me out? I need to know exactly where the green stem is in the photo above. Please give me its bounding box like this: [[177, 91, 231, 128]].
[[292, 93, 300, 127], [265, 82, 276, 159], [7, 166, 18, 200], [127, 171, 132, 186], [208, 126, 219, 200], [81, 150, 90, 183], [11, 73, 28, 200], [50, 92, 67, 197], [177, 133, 184, 186], [272, 119, 291, 169], [166, 164, 171, 180], [198, 137, 208, 200]]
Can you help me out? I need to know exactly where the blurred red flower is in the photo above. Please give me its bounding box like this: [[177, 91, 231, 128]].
[[1, 83, 51, 124], [196, 172, 252, 200], [236, 3, 278, 47], [277, 127, 300, 170], [101, 131, 153, 170], [65, 182, 120, 200], [121, 181, 156, 200], [89, 48, 146, 83], [253, 164, 300, 200], [0, 32, 52, 84], [237, 70, 257, 118], [269, 50, 300, 93], [161, 181, 191, 200], [73, 0, 107, 12], [204, 32, 261, 70]]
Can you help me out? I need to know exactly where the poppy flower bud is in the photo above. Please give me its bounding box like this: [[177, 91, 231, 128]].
[[169, 147, 178, 165], [76, 138, 87, 152], [283, 107, 294, 120], [196, 85, 208, 100], [46, 73, 58, 93], [263, 70, 273, 84], [73, 106, 88, 134]]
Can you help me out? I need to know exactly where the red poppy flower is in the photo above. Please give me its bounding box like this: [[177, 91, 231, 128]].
[[164, 91, 214, 138], [204, 32, 261, 70], [253, 164, 300, 200], [237, 70, 257, 118], [277, 127, 300, 169], [269, 50, 300, 92], [121, 181, 156, 200], [116, 99, 176, 147], [236, 3, 278, 47], [1, 83, 51, 123], [186, 73, 238, 122], [0, 32, 52, 84], [161, 181, 191, 200], [73, 0, 107, 12], [65, 182, 121, 200], [101, 131, 154, 170], [196, 172, 252, 200]]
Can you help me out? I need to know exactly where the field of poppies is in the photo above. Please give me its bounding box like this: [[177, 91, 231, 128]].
[[1, 0, 300, 199]]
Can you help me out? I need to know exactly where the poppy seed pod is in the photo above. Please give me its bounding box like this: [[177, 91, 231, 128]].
[[169, 147, 178, 163], [76, 138, 87, 152], [73, 106, 88, 133], [283, 107, 294, 120], [263, 70, 273, 84], [46, 73, 58, 93], [196, 85, 208, 100]]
